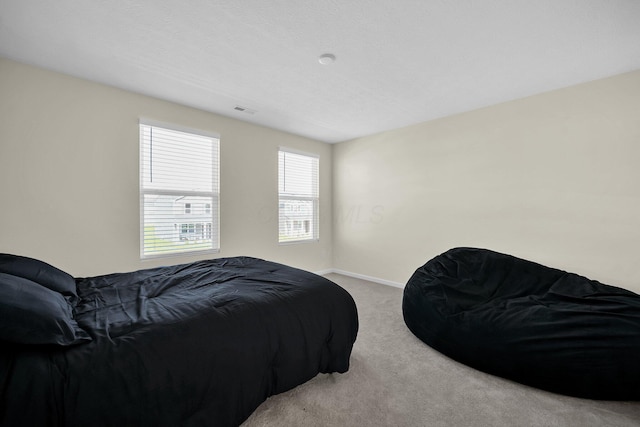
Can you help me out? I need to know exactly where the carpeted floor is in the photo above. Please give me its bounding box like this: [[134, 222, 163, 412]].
[[242, 273, 640, 426]]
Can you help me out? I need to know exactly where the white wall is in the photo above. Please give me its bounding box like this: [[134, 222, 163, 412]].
[[0, 58, 332, 277], [333, 70, 640, 293]]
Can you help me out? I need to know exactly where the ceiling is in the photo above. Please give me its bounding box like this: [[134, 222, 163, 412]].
[[1, 1, 639, 143]]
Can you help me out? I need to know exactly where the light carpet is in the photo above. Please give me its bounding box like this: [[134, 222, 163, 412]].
[[242, 273, 640, 426]]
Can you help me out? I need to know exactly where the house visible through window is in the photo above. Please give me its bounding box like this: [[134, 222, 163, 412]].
[[140, 121, 220, 257], [278, 148, 319, 243]]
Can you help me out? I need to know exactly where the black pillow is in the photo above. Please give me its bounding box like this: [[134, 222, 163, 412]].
[[0, 253, 77, 300], [0, 273, 91, 346]]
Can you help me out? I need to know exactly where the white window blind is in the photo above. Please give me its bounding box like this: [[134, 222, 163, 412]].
[[278, 149, 319, 243], [140, 121, 219, 258]]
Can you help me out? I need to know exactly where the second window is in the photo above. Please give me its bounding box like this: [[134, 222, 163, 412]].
[[278, 149, 319, 243]]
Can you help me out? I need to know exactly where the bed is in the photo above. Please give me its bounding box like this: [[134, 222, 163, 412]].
[[0, 254, 359, 426], [402, 247, 640, 400]]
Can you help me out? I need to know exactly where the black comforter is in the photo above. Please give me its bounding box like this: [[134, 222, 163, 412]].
[[0, 256, 358, 426]]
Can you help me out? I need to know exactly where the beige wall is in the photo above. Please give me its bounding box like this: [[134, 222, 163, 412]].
[[0, 58, 332, 277], [333, 70, 640, 292], [3, 57, 640, 292]]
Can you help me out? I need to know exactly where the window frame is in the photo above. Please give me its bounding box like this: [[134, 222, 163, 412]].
[[139, 119, 220, 259], [278, 147, 319, 244]]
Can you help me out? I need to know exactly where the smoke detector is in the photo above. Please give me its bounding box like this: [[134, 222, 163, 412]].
[[318, 53, 336, 65]]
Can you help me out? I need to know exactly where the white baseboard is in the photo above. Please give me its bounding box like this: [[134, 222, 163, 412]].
[[316, 268, 405, 289]]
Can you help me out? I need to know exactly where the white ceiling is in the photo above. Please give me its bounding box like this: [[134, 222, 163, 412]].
[[1, 1, 639, 143]]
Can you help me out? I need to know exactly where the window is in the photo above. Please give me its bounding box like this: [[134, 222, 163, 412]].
[[278, 148, 319, 243], [140, 121, 219, 258]]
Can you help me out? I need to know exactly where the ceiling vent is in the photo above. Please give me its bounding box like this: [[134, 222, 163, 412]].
[[234, 105, 257, 115]]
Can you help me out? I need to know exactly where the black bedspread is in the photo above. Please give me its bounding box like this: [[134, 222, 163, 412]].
[[0, 257, 358, 426]]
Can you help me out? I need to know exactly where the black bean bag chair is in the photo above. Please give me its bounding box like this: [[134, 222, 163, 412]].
[[402, 247, 640, 400]]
